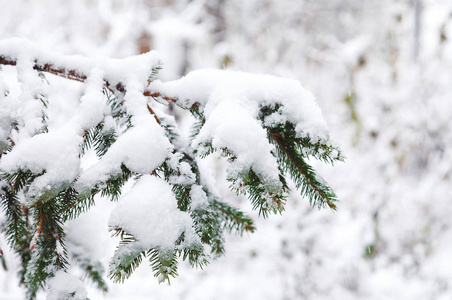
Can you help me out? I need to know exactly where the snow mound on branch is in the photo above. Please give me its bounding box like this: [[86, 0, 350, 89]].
[[0, 37, 162, 85], [108, 175, 195, 250], [0, 127, 82, 196], [149, 69, 330, 184], [149, 69, 329, 140], [0, 38, 168, 196], [46, 271, 88, 300], [196, 95, 281, 183], [76, 114, 173, 191]]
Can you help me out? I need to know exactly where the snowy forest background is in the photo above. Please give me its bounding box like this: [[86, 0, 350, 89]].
[[1, 0, 452, 299]]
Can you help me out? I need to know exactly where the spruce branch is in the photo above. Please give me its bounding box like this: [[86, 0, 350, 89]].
[[109, 247, 145, 284], [84, 262, 109, 292], [228, 169, 286, 218], [100, 164, 133, 201], [109, 229, 181, 284], [81, 121, 117, 158], [1, 40, 343, 294], [72, 253, 108, 292], [57, 188, 95, 222], [2, 170, 40, 194], [269, 128, 338, 210], [148, 248, 179, 284], [0, 187, 32, 286], [25, 199, 69, 299], [0, 187, 26, 248], [175, 233, 208, 269], [212, 200, 255, 234], [191, 205, 226, 257], [0, 247, 7, 271], [108, 229, 147, 284]]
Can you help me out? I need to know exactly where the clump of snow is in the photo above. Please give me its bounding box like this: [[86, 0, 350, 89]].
[[75, 115, 173, 191], [122, 79, 149, 121], [196, 96, 280, 184], [16, 55, 48, 138], [0, 71, 15, 151], [149, 69, 329, 141], [0, 38, 167, 198], [102, 115, 116, 132], [109, 175, 195, 250], [46, 271, 88, 300], [0, 38, 162, 88], [189, 184, 208, 209], [0, 127, 82, 198], [75, 68, 109, 130], [167, 153, 196, 185], [149, 69, 330, 184]]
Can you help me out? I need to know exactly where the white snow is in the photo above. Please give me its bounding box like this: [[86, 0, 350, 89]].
[[0, 68, 16, 151], [76, 114, 173, 191], [3, 1, 452, 299], [15, 56, 47, 138], [0, 38, 167, 198], [189, 184, 208, 210], [149, 69, 329, 141], [46, 271, 88, 300], [0, 37, 162, 87], [0, 127, 82, 198], [108, 175, 195, 250], [167, 154, 196, 185], [75, 68, 109, 130], [149, 69, 330, 185]]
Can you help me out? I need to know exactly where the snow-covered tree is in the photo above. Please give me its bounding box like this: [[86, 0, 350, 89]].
[[2, 0, 452, 299], [0, 38, 341, 299]]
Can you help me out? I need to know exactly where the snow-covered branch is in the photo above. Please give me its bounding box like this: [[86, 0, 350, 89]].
[[0, 37, 341, 298]]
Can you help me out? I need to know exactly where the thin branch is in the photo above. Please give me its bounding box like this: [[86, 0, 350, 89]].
[[0, 55, 87, 82], [146, 104, 161, 124], [0, 56, 16, 67], [30, 213, 43, 251], [143, 90, 177, 103], [0, 55, 180, 102], [0, 55, 204, 111], [35, 63, 87, 82]]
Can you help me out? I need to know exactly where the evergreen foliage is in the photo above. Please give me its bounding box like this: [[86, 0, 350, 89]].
[[0, 42, 342, 299]]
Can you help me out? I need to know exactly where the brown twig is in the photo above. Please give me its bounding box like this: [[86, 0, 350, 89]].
[[146, 104, 161, 124], [0, 55, 179, 103], [1, 55, 87, 82], [143, 90, 177, 103], [30, 213, 43, 250], [35, 63, 87, 82], [1, 55, 206, 112], [0, 56, 16, 67], [6, 137, 15, 147]]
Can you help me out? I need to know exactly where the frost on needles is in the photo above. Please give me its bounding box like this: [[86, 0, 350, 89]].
[[0, 38, 343, 299]]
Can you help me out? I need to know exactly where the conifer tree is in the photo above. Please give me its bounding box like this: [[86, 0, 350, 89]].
[[0, 38, 342, 299]]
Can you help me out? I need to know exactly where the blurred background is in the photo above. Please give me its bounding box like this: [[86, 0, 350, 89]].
[[1, 0, 452, 299]]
